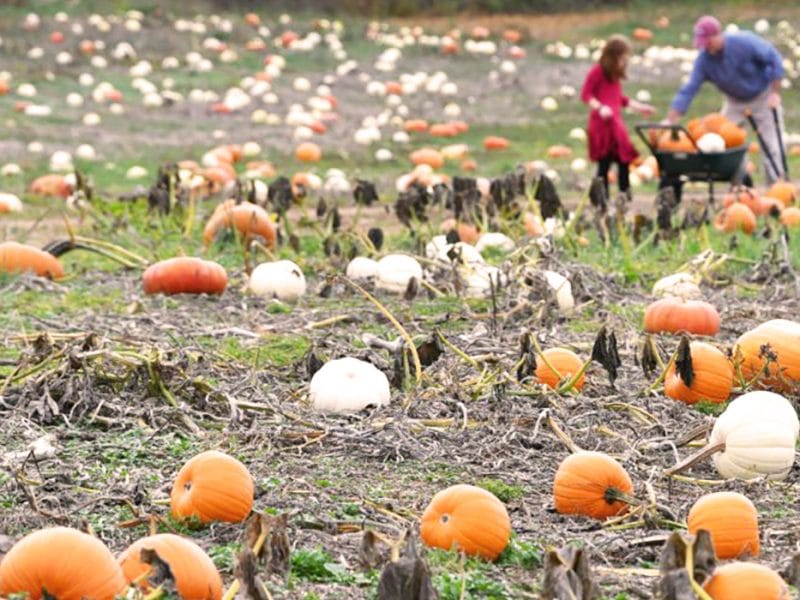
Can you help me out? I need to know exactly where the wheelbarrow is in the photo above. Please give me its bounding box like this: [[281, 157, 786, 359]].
[[635, 123, 749, 204]]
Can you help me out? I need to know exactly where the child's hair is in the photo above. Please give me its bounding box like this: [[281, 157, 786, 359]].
[[599, 35, 632, 80]]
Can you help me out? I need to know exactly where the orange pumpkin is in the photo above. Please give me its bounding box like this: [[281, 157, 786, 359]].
[[780, 206, 800, 227], [142, 257, 228, 296], [244, 12, 260, 26], [714, 203, 757, 234], [385, 81, 403, 96], [429, 123, 458, 137], [295, 142, 322, 163], [687, 492, 759, 559], [643, 297, 720, 336], [664, 341, 733, 404], [450, 120, 469, 134], [535, 348, 585, 390], [522, 212, 544, 236], [719, 122, 747, 148], [404, 119, 429, 133], [461, 158, 477, 172], [733, 319, 800, 391], [202, 202, 277, 248], [546, 144, 572, 158], [420, 484, 510, 560], [440, 218, 480, 245], [29, 173, 72, 198], [722, 188, 763, 214], [632, 27, 653, 41], [553, 451, 633, 520], [0, 241, 64, 279], [0, 527, 127, 600], [768, 181, 796, 205], [170, 450, 254, 523], [410, 148, 444, 169], [686, 118, 706, 141], [702, 113, 728, 134], [483, 136, 509, 150], [658, 130, 696, 153], [119, 534, 223, 600], [502, 29, 521, 43], [703, 562, 789, 599]]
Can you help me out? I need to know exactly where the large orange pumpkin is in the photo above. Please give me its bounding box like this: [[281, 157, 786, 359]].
[[714, 202, 757, 234], [410, 148, 444, 169], [535, 348, 585, 390], [664, 341, 733, 404], [780, 206, 800, 227], [0, 241, 64, 279], [658, 130, 695, 153], [202, 201, 277, 248], [483, 136, 509, 150], [768, 181, 796, 205], [553, 451, 633, 520], [643, 297, 720, 336], [0, 527, 127, 600], [703, 562, 789, 599], [701, 113, 728, 134], [733, 319, 800, 391], [29, 173, 72, 198], [687, 492, 759, 559], [420, 484, 511, 560], [170, 450, 254, 523], [119, 534, 223, 600], [295, 142, 322, 163], [719, 122, 747, 148], [142, 257, 228, 295]]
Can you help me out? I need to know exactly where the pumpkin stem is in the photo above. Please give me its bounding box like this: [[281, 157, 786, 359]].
[[664, 441, 726, 477], [604, 487, 641, 507]]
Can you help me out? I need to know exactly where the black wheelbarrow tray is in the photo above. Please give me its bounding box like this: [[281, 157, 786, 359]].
[[635, 123, 748, 202]]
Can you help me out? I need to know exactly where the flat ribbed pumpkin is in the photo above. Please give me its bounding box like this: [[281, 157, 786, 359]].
[[664, 340, 733, 404], [734, 319, 800, 391], [170, 450, 254, 523], [714, 203, 757, 234], [535, 348, 585, 390], [119, 534, 222, 600], [643, 297, 720, 336], [703, 562, 789, 599], [687, 492, 759, 559], [142, 257, 227, 295], [0, 527, 126, 600], [553, 451, 633, 519], [420, 484, 511, 560], [0, 241, 64, 279]]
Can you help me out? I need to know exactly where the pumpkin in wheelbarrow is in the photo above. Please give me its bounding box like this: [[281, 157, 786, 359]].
[[657, 130, 695, 153]]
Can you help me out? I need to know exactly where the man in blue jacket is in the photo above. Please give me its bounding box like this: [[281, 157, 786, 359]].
[[665, 15, 787, 186]]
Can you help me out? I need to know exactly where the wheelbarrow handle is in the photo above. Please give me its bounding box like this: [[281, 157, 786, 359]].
[[745, 112, 783, 181], [772, 107, 789, 180], [634, 123, 701, 154]]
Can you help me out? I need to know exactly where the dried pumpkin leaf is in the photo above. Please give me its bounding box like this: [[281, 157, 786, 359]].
[[376, 536, 437, 600], [540, 545, 599, 600], [675, 336, 694, 387], [244, 512, 291, 577]]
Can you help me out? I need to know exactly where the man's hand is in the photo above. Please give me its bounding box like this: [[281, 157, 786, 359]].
[[663, 108, 681, 124]]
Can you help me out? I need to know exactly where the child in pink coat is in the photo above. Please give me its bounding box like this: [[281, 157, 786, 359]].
[[581, 35, 654, 199]]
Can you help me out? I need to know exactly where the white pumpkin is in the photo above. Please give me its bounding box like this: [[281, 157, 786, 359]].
[[475, 233, 515, 253], [435, 242, 484, 266], [249, 260, 306, 302], [0, 193, 23, 212], [376, 254, 422, 293], [346, 256, 379, 280], [462, 264, 506, 297], [309, 357, 391, 412], [710, 391, 799, 480], [652, 272, 702, 299], [544, 270, 575, 312], [697, 132, 726, 153]]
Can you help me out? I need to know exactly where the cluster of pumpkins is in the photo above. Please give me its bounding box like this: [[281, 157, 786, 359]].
[[655, 112, 747, 153]]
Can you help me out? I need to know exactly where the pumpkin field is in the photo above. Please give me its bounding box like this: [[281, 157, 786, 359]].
[[4, 1, 800, 598]]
